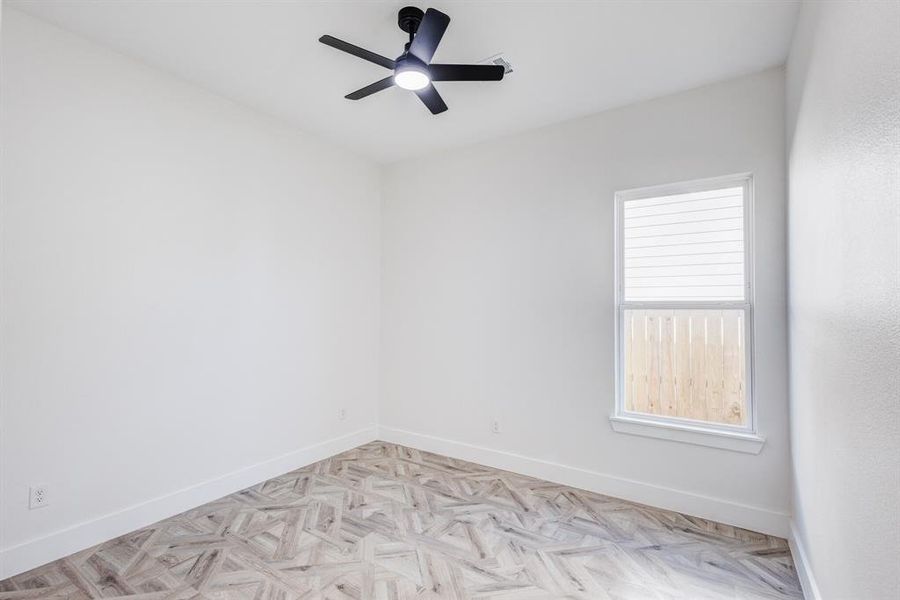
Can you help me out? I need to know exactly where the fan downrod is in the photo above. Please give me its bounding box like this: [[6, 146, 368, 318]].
[[398, 6, 424, 35]]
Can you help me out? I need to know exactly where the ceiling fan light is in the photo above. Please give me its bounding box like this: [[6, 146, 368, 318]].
[[394, 67, 430, 91]]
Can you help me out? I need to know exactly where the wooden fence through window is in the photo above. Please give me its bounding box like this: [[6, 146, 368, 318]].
[[623, 309, 746, 425]]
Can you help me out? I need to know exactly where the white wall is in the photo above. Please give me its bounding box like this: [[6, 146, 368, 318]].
[[380, 68, 791, 533], [786, 2, 900, 598], [0, 10, 380, 576]]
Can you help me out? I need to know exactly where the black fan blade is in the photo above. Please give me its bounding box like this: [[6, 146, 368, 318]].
[[429, 64, 504, 82], [345, 76, 395, 100], [319, 35, 395, 70], [414, 84, 448, 114], [408, 8, 450, 64]]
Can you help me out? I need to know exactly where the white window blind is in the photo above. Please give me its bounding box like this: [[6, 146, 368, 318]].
[[622, 186, 745, 302]]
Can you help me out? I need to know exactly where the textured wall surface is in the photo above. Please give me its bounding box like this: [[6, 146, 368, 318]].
[[786, 1, 900, 597]]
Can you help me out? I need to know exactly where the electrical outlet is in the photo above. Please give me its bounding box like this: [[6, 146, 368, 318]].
[[491, 420, 500, 434], [29, 485, 49, 509], [338, 408, 346, 421]]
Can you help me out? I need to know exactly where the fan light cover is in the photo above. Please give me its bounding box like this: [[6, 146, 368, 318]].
[[394, 68, 430, 90]]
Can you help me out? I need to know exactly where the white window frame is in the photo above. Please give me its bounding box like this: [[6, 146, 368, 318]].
[[610, 173, 765, 454]]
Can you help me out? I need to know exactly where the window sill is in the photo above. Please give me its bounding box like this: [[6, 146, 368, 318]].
[[609, 415, 765, 454]]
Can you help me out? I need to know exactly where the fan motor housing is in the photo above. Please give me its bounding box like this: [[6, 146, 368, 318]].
[[398, 6, 424, 34]]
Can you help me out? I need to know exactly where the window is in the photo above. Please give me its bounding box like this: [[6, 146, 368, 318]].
[[612, 174, 763, 453]]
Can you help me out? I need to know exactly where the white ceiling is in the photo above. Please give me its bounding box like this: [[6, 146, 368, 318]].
[[9, 0, 800, 163]]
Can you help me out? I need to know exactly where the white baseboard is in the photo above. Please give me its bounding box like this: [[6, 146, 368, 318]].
[[1, 424, 794, 580], [378, 425, 790, 538], [788, 521, 821, 600], [0, 425, 378, 579]]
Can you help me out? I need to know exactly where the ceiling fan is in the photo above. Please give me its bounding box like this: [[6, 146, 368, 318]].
[[319, 6, 504, 115]]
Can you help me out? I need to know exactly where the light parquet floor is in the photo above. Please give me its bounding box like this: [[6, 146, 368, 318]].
[[0, 442, 803, 600]]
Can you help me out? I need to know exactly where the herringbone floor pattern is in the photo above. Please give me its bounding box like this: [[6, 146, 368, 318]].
[[0, 442, 802, 599]]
